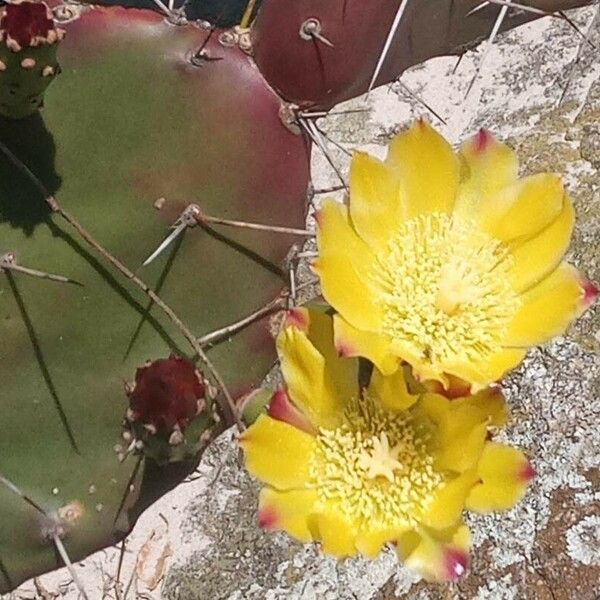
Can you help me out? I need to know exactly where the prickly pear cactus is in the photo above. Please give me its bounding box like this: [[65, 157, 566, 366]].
[[0, 0, 308, 591], [0, 0, 595, 594], [252, 0, 593, 109]]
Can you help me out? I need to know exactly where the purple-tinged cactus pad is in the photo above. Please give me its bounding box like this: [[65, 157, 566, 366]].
[[251, 0, 593, 110], [0, 2, 309, 590]]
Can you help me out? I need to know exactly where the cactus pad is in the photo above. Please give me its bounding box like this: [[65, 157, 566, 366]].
[[252, 0, 593, 109], [2, 0, 595, 593], [0, 2, 308, 591]]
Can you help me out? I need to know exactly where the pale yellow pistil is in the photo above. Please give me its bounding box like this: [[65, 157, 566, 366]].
[[372, 213, 520, 366], [358, 432, 403, 483], [309, 397, 443, 531], [435, 262, 485, 316]]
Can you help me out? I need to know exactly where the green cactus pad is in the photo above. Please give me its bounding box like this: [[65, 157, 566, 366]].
[[0, 3, 308, 591]]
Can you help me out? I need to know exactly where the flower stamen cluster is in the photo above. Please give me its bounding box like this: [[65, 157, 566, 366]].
[[311, 396, 442, 531], [374, 212, 520, 368]]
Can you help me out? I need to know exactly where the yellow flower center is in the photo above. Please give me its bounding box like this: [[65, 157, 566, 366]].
[[310, 396, 443, 531], [372, 213, 520, 367]]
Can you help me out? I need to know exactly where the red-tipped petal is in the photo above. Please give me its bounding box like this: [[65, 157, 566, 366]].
[[466, 443, 534, 512], [314, 209, 325, 228], [258, 506, 278, 530], [474, 128, 493, 153], [582, 278, 598, 309], [520, 461, 536, 483], [285, 307, 310, 332], [268, 388, 315, 435], [309, 258, 320, 276], [336, 340, 355, 358], [444, 548, 469, 582], [424, 374, 473, 399]]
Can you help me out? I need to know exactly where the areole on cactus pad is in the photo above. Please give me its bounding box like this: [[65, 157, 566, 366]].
[[0, 0, 309, 591]]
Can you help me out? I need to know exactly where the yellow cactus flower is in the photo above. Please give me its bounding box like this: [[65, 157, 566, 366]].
[[240, 308, 534, 582], [314, 120, 597, 391]]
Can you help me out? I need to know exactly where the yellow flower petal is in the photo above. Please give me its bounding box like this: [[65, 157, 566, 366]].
[[479, 348, 528, 387], [506, 263, 589, 347], [368, 364, 417, 412], [445, 348, 527, 391], [508, 195, 575, 293], [453, 388, 508, 427], [333, 314, 399, 375], [421, 374, 472, 399], [349, 152, 404, 253], [277, 325, 344, 429], [454, 129, 519, 220], [419, 389, 507, 473], [421, 471, 480, 530], [356, 526, 408, 558], [477, 173, 565, 242], [419, 387, 507, 430], [397, 523, 471, 582], [466, 442, 534, 512], [439, 421, 488, 473], [308, 512, 357, 557], [258, 488, 317, 543], [386, 120, 460, 218], [315, 199, 382, 332], [240, 415, 316, 490], [287, 307, 358, 405]]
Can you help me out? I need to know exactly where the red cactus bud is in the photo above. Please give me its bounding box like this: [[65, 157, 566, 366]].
[[0, 1, 59, 51], [128, 356, 205, 433]]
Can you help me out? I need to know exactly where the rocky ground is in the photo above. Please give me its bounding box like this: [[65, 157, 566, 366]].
[[4, 5, 600, 599]]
